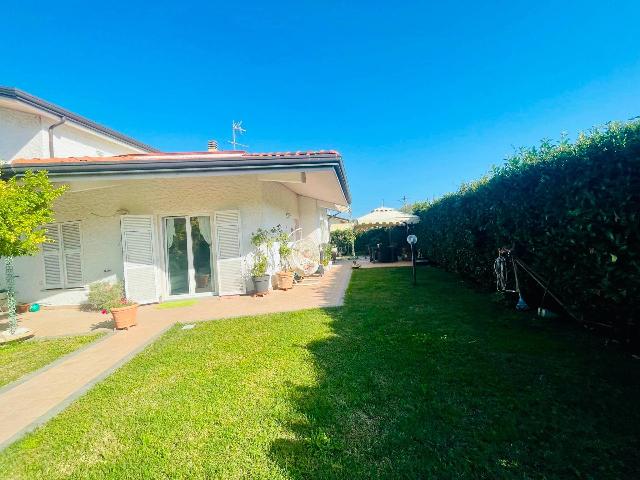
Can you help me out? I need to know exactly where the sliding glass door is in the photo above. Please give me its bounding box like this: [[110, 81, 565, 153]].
[[190, 216, 214, 293], [164, 216, 214, 296]]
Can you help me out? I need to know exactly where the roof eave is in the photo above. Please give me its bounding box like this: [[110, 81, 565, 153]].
[[7, 156, 352, 205]]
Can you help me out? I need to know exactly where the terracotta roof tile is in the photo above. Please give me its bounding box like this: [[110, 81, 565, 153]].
[[11, 150, 340, 166]]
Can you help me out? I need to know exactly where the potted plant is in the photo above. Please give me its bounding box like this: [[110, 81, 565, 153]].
[[87, 281, 138, 329], [323, 243, 333, 270], [17, 302, 31, 314], [275, 228, 294, 290], [251, 251, 270, 294], [318, 243, 331, 275], [250, 227, 274, 295], [110, 299, 139, 329], [0, 289, 7, 313], [250, 226, 290, 294]]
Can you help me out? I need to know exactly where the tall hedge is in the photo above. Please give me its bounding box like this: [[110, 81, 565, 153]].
[[413, 121, 640, 338]]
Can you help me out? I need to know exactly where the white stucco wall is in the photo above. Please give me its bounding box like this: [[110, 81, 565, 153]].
[[1, 175, 312, 305], [298, 196, 330, 246], [259, 181, 301, 283], [47, 120, 141, 158], [261, 181, 299, 236], [0, 106, 146, 162], [320, 209, 330, 244], [0, 107, 43, 161]]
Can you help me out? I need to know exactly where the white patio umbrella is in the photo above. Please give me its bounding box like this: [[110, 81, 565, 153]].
[[354, 206, 420, 259], [355, 206, 419, 229]]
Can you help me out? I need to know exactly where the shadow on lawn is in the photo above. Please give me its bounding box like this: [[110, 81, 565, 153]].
[[269, 268, 436, 478], [269, 267, 640, 479]]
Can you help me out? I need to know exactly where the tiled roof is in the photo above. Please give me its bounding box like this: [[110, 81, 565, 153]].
[[11, 150, 340, 166], [245, 150, 339, 157]]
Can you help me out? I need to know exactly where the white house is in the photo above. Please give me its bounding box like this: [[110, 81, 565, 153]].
[[0, 87, 350, 306], [0, 86, 156, 161]]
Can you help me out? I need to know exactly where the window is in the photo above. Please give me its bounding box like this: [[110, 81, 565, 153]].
[[43, 222, 83, 289]]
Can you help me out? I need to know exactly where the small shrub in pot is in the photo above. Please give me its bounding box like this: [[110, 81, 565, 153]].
[[87, 281, 138, 329], [275, 228, 294, 290], [250, 227, 277, 295], [250, 252, 270, 294]]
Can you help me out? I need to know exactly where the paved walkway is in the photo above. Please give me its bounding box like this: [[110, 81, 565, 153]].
[[1, 263, 351, 338], [0, 263, 351, 450]]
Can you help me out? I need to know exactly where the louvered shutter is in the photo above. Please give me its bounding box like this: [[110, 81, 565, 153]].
[[215, 211, 245, 295], [43, 224, 63, 289], [61, 222, 83, 287], [121, 215, 159, 304]]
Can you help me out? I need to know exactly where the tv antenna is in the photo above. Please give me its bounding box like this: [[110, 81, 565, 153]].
[[228, 121, 248, 150]]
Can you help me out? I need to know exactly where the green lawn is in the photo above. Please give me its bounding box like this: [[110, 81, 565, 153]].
[[0, 334, 103, 389], [1, 268, 639, 478], [155, 299, 198, 310]]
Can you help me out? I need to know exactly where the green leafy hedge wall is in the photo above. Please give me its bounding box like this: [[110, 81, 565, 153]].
[[413, 121, 640, 337]]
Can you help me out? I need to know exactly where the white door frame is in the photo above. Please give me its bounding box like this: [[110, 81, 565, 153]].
[[161, 214, 217, 299]]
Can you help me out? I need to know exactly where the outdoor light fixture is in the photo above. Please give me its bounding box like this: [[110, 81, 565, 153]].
[[407, 234, 418, 285]]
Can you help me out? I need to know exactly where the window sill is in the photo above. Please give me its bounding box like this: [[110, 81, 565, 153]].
[[43, 286, 87, 292]]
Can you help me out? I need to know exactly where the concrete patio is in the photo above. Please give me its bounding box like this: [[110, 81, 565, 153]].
[[1, 262, 352, 339]]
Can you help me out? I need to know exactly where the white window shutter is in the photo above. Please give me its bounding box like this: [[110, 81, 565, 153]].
[[215, 211, 245, 295], [121, 215, 159, 304], [43, 224, 63, 289], [61, 222, 83, 287]]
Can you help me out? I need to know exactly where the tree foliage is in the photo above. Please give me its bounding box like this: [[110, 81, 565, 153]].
[[412, 120, 640, 339], [0, 170, 66, 257], [331, 227, 410, 256], [354, 227, 409, 254], [330, 229, 355, 255]]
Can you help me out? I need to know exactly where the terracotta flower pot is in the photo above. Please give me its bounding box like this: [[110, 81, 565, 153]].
[[17, 303, 30, 314], [111, 304, 138, 330], [276, 271, 294, 290]]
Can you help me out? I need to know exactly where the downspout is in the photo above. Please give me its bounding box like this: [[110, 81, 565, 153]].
[[48, 116, 66, 158]]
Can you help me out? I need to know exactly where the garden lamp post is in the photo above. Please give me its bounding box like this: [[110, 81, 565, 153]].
[[407, 234, 417, 285]]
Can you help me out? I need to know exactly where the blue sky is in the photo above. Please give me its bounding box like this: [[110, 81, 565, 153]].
[[3, 1, 640, 215]]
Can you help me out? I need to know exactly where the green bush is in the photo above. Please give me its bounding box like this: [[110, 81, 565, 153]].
[[330, 227, 410, 257], [330, 229, 355, 256], [413, 120, 640, 339], [87, 281, 131, 311], [354, 227, 409, 255]]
